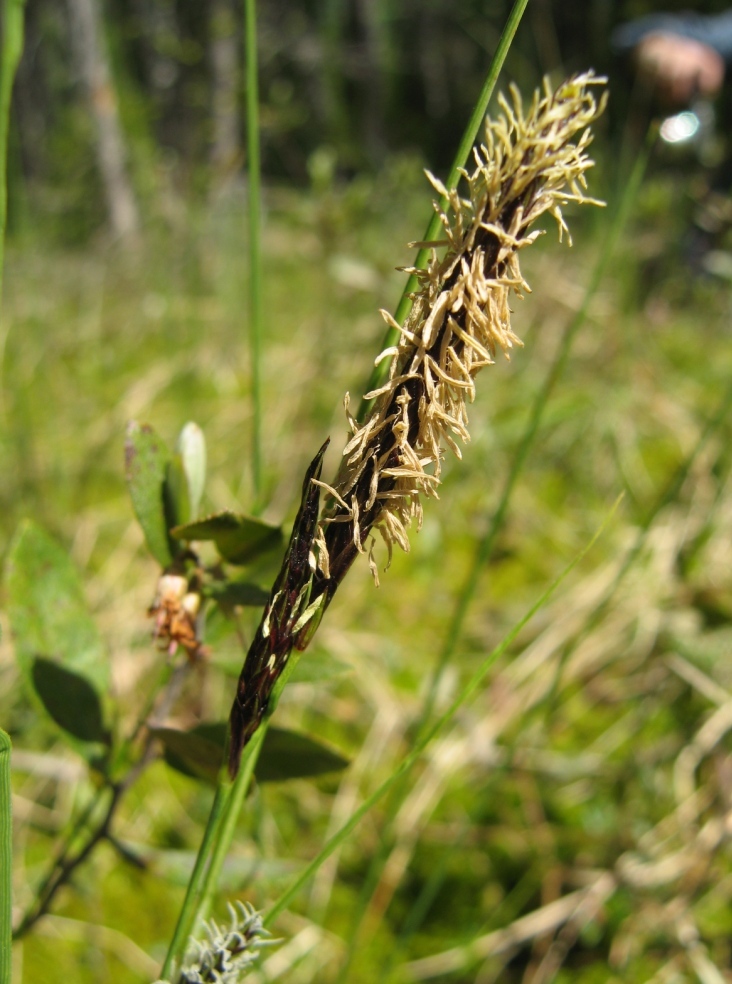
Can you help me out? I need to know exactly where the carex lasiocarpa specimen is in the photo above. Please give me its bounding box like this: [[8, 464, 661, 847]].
[[229, 71, 607, 776]]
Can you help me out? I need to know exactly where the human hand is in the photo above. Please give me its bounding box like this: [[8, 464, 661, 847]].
[[635, 32, 725, 104]]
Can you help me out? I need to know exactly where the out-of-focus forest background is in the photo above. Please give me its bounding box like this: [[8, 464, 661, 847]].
[[6, 1, 732, 982]]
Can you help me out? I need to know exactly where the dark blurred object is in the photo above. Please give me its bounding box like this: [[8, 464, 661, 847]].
[[614, 9, 732, 280], [613, 11, 732, 105]]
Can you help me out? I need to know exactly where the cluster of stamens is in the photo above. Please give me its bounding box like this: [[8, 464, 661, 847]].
[[313, 72, 607, 585]]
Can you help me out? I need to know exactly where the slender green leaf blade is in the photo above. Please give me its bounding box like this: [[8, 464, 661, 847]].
[[5, 520, 108, 693], [125, 421, 174, 567], [171, 511, 282, 565], [31, 657, 109, 745], [0, 730, 11, 984]]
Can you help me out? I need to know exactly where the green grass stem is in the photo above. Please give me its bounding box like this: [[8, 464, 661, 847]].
[[161, 646, 306, 978], [0, 0, 26, 325], [356, 0, 531, 423], [160, 779, 233, 980], [0, 730, 11, 984], [245, 0, 263, 502], [195, 722, 266, 926], [264, 497, 620, 926]]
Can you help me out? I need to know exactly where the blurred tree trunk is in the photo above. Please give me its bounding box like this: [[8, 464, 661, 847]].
[[132, 0, 180, 113], [67, 0, 139, 239], [209, 0, 240, 181]]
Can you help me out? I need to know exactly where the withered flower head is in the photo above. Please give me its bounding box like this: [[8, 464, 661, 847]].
[[149, 572, 206, 662]]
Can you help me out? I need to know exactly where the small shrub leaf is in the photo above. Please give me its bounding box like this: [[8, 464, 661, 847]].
[[177, 422, 206, 521], [153, 724, 225, 785], [157, 722, 348, 785], [289, 651, 353, 684], [171, 511, 282, 565], [257, 727, 349, 783], [205, 579, 269, 610], [125, 421, 174, 566], [31, 657, 110, 745], [164, 453, 191, 529]]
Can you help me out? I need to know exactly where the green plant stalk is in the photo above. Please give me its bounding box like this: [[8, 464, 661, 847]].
[[245, 0, 263, 501], [161, 650, 303, 979], [0, 0, 26, 323], [195, 722, 266, 926], [356, 0, 530, 423], [264, 498, 620, 925], [0, 730, 11, 984], [160, 779, 233, 981]]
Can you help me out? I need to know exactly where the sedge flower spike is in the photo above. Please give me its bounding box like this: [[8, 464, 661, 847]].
[[228, 72, 606, 776], [313, 71, 607, 589]]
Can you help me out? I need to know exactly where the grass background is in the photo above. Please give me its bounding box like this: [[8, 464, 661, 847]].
[[5, 101, 732, 981]]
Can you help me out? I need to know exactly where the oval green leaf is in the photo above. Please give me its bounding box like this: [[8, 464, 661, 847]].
[[177, 422, 206, 521], [156, 722, 348, 785], [171, 511, 282, 565], [204, 579, 269, 611], [257, 727, 349, 783], [31, 657, 110, 745], [164, 453, 191, 529], [125, 421, 174, 567], [153, 724, 226, 785], [289, 651, 353, 684]]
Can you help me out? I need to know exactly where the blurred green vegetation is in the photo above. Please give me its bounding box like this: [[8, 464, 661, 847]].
[[5, 145, 732, 981], [5, 1, 732, 982]]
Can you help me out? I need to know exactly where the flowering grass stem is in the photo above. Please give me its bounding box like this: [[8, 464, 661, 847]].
[[163, 23, 607, 978], [160, 781, 233, 981]]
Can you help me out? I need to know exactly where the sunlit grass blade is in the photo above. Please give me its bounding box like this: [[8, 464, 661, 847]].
[[0, 0, 27, 325], [264, 496, 622, 926], [356, 0, 531, 423], [0, 730, 11, 984], [159, 726, 266, 981], [159, 777, 233, 981], [245, 0, 263, 501]]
